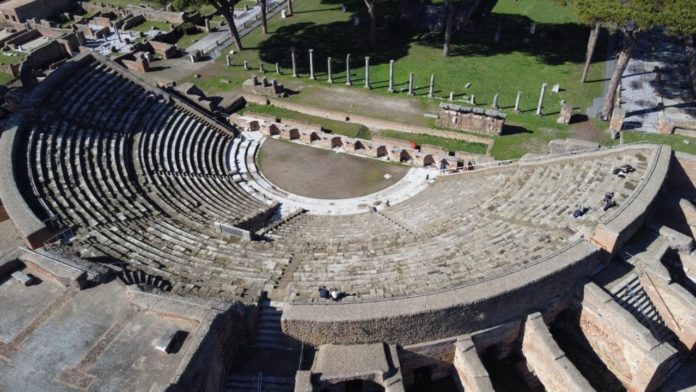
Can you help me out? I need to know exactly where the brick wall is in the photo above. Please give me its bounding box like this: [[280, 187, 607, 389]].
[[573, 283, 678, 392], [436, 106, 505, 136], [243, 94, 495, 156]]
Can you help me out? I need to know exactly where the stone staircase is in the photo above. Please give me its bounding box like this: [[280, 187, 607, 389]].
[[257, 300, 288, 350], [116, 266, 173, 291], [610, 273, 678, 345], [225, 374, 295, 392]]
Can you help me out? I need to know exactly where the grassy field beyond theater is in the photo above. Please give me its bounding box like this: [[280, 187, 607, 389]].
[[184, 0, 610, 160]]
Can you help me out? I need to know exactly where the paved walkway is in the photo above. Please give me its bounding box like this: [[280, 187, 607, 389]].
[[187, 0, 290, 54], [587, 33, 618, 118]]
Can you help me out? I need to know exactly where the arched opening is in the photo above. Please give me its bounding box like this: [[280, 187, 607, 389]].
[[354, 141, 366, 151], [400, 150, 413, 163], [331, 137, 343, 148], [289, 129, 301, 140], [423, 155, 436, 167], [310, 132, 321, 143], [269, 124, 280, 135], [248, 120, 260, 131], [376, 146, 388, 158]]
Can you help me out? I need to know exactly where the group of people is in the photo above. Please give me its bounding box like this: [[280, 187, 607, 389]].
[[572, 191, 617, 219], [319, 286, 342, 301], [612, 164, 633, 178]]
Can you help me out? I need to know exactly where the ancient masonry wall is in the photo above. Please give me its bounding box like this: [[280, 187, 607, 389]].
[[239, 94, 495, 156], [453, 336, 495, 392], [520, 312, 594, 392], [281, 240, 598, 347], [572, 282, 678, 392], [126, 286, 247, 392], [435, 103, 506, 136]]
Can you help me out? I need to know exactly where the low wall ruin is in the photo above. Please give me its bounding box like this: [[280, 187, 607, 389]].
[[229, 113, 458, 168], [435, 103, 506, 136]]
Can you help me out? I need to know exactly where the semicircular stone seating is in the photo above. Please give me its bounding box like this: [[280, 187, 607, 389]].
[[14, 54, 657, 303], [17, 58, 288, 300]]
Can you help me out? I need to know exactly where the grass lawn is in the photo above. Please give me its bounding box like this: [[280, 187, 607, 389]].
[[238, 104, 489, 154], [0, 50, 26, 65], [177, 30, 208, 49], [194, 0, 604, 127], [129, 20, 171, 32], [0, 72, 16, 85]]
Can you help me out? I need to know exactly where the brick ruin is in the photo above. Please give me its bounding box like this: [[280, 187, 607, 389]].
[[436, 102, 507, 136], [229, 113, 460, 168], [242, 75, 286, 97]]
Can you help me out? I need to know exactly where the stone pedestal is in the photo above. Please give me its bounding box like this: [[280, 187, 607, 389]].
[[556, 103, 572, 125], [658, 115, 675, 134], [243, 61, 249, 70], [609, 108, 626, 132]]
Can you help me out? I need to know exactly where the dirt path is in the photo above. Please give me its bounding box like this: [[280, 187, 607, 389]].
[[258, 138, 409, 199]]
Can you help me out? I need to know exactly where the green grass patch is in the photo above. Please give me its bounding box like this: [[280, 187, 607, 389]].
[[0, 72, 17, 85], [211, 15, 226, 23], [611, 133, 696, 156], [61, 20, 76, 28], [0, 50, 26, 65], [176, 30, 207, 49], [237, 104, 369, 138], [377, 130, 489, 155], [129, 20, 171, 32]]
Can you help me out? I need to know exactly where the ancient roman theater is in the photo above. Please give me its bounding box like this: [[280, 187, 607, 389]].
[[1, 52, 696, 392]]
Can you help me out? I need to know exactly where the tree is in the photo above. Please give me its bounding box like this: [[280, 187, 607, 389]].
[[260, 0, 267, 34], [551, 0, 601, 83], [364, 0, 377, 46], [442, 0, 467, 57], [571, 0, 696, 119], [166, 0, 245, 50]]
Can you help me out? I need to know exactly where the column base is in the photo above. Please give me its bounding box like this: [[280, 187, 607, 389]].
[[387, 89, 394, 93], [364, 85, 371, 89], [491, 105, 499, 110], [309, 77, 316, 80], [293, 74, 298, 77], [535, 112, 543, 117], [428, 94, 434, 98], [346, 82, 352, 86], [327, 79, 333, 83], [407, 92, 415, 96], [513, 109, 520, 114]]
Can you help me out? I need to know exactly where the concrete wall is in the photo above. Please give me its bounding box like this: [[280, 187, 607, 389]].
[[572, 282, 678, 392], [282, 240, 598, 347]]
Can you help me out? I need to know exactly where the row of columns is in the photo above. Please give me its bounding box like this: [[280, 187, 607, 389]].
[[234, 48, 551, 115]]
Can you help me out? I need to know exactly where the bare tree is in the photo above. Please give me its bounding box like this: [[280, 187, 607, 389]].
[[260, 0, 267, 34], [580, 22, 600, 83], [364, 0, 377, 46]]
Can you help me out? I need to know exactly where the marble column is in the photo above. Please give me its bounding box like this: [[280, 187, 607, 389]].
[[327, 57, 333, 83], [276, 62, 280, 74], [407, 73, 414, 95], [345, 54, 352, 86], [428, 74, 435, 98], [388, 60, 394, 92], [514, 90, 521, 113], [364, 57, 370, 89], [309, 49, 315, 80], [291, 47, 297, 77], [492, 94, 499, 109], [536, 83, 547, 116], [226, 55, 230, 67]]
